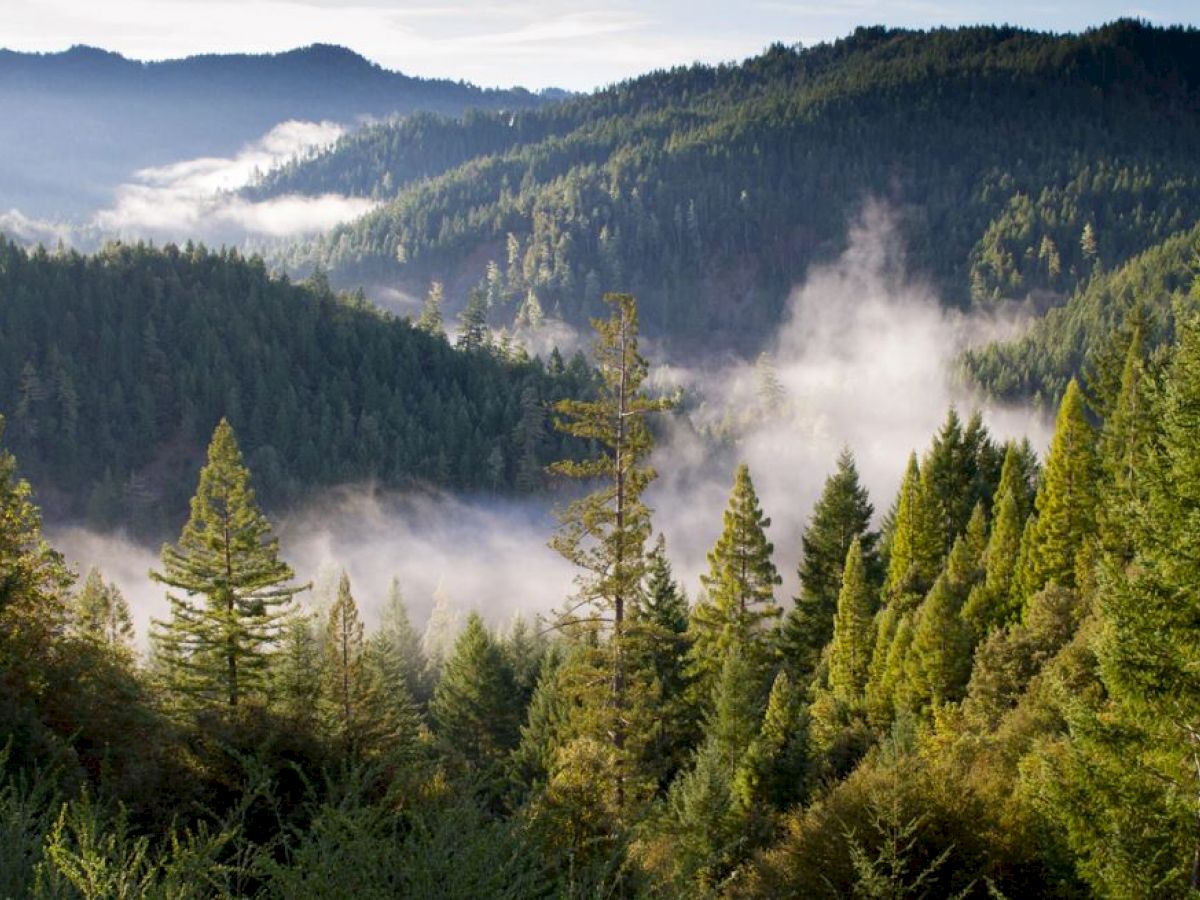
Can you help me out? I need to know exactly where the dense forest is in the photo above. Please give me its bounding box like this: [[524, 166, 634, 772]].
[[259, 21, 1200, 344], [3, 285, 1200, 896], [0, 237, 592, 534], [962, 220, 1200, 405]]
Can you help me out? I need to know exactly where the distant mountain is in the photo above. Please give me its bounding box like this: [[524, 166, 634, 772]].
[[0, 44, 559, 217], [262, 21, 1200, 349]]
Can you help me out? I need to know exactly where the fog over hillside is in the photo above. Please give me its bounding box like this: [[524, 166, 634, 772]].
[[50, 208, 1050, 648]]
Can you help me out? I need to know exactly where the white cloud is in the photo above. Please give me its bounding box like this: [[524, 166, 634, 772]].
[[89, 120, 378, 241]]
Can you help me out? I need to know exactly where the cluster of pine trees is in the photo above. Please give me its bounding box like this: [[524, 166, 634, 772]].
[[3, 287, 1200, 896]]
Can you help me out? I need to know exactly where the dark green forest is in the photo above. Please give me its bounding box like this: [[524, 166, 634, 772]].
[[4, 284, 1200, 896], [262, 21, 1200, 343], [0, 238, 592, 534]]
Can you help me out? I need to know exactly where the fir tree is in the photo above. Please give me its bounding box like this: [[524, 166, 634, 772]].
[[421, 581, 459, 683], [457, 286, 490, 352], [378, 577, 430, 704], [71, 567, 134, 650], [1015, 379, 1099, 604], [962, 444, 1036, 638], [272, 611, 322, 727], [150, 420, 303, 708], [1089, 312, 1200, 891], [416, 280, 446, 337], [783, 448, 878, 683], [630, 535, 696, 786], [882, 453, 941, 611], [828, 538, 876, 704], [689, 463, 782, 697], [429, 612, 520, 769], [549, 292, 674, 804], [321, 571, 368, 743]]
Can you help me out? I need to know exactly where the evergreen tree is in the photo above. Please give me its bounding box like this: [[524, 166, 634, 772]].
[[688, 463, 782, 697], [421, 581, 459, 683], [321, 571, 369, 743], [1085, 312, 1200, 892], [378, 577, 430, 704], [828, 538, 876, 704], [272, 611, 322, 727], [71, 567, 134, 650], [782, 448, 878, 682], [1015, 379, 1099, 604], [962, 444, 1036, 638], [457, 286, 490, 352], [903, 571, 972, 712], [429, 612, 520, 769], [882, 453, 941, 611], [416, 280, 446, 336], [549, 292, 674, 805], [630, 535, 696, 787], [362, 631, 425, 762], [150, 420, 302, 708]]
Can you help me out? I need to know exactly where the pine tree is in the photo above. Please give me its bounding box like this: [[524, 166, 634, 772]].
[[151, 420, 302, 708], [378, 577, 430, 704], [1015, 379, 1099, 604], [416, 281, 446, 337], [71, 567, 133, 650], [962, 444, 1036, 638], [688, 463, 782, 697], [429, 612, 520, 769], [321, 571, 368, 743], [457, 286, 490, 352], [421, 580, 459, 684], [783, 448, 878, 682], [828, 538, 876, 704], [630, 535, 695, 786], [549, 292, 674, 803], [272, 611, 322, 727], [882, 453, 941, 611]]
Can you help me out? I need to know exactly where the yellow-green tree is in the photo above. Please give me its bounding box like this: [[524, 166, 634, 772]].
[[151, 419, 303, 708]]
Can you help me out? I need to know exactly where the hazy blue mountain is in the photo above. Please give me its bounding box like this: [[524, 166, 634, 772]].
[[0, 43, 558, 218]]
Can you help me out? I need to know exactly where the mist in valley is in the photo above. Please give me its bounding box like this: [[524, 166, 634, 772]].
[[49, 207, 1052, 651]]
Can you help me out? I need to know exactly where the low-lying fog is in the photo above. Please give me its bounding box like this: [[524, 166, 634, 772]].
[[49, 206, 1052, 650]]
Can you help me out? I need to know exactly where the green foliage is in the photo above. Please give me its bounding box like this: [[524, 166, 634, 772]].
[[279, 23, 1200, 342], [430, 612, 520, 771], [0, 238, 591, 533], [1013, 380, 1099, 604], [783, 449, 878, 683], [150, 420, 303, 709], [828, 538, 876, 704], [689, 463, 783, 698]]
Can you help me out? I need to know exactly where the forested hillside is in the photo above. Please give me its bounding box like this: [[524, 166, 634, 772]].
[[0, 238, 591, 534], [4, 288, 1200, 895], [264, 21, 1200, 343], [962, 220, 1200, 405]]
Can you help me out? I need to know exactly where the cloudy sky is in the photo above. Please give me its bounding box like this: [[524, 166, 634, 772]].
[[6, 0, 1199, 91]]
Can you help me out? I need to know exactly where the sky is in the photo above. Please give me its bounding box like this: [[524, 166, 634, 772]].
[[5, 0, 1198, 91]]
